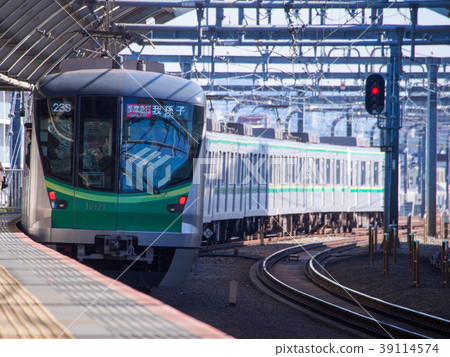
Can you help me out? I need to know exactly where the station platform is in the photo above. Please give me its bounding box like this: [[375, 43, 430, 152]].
[[0, 214, 230, 339]]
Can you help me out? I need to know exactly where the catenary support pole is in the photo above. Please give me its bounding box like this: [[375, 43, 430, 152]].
[[425, 57, 440, 237], [383, 33, 402, 233]]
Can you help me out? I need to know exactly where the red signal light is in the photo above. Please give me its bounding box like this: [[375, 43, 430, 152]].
[[178, 196, 187, 205], [365, 74, 385, 115]]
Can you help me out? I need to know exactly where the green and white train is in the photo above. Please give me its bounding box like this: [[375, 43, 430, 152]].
[[22, 59, 206, 287], [21, 58, 384, 287]]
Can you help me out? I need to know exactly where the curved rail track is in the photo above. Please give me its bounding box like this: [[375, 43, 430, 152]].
[[254, 239, 450, 339]]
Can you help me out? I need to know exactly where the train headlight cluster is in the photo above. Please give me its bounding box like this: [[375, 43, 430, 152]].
[[47, 191, 68, 209], [365, 74, 385, 115]]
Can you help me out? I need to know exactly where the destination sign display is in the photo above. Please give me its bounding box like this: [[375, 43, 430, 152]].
[[126, 104, 152, 118]]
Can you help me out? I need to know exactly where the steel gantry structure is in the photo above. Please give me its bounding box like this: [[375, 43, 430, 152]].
[[1, 0, 450, 236]]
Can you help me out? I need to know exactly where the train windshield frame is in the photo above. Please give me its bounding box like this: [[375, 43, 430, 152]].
[[36, 96, 204, 193]]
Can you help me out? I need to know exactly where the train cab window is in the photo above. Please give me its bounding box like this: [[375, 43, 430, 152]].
[[120, 97, 203, 193], [36, 97, 74, 183], [78, 96, 117, 191]]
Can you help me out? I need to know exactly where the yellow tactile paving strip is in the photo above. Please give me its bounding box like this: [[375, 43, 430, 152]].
[[0, 264, 73, 339]]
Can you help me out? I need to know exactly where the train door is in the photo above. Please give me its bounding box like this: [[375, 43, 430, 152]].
[[73, 96, 118, 230]]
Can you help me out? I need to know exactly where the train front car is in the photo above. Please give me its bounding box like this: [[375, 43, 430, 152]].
[[22, 64, 206, 287]]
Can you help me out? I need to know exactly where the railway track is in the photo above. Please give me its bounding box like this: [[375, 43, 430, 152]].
[[253, 239, 450, 339], [201, 215, 429, 253]]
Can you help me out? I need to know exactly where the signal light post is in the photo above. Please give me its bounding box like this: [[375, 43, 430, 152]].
[[365, 31, 402, 234]]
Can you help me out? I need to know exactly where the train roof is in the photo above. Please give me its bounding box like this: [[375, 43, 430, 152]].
[[206, 130, 384, 156], [35, 69, 205, 106]]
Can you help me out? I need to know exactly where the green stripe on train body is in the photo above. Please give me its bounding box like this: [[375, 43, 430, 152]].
[[45, 177, 190, 232]]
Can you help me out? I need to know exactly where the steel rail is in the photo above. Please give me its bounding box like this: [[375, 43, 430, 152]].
[[256, 241, 433, 339], [306, 247, 450, 337]]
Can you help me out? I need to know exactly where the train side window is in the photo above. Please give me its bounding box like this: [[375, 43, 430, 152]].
[[307, 158, 312, 185], [36, 97, 75, 184], [268, 156, 273, 184], [374, 162, 379, 186], [326, 159, 331, 185], [298, 158, 305, 184], [214, 152, 220, 187], [255, 154, 261, 185], [278, 156, 282, 185], [273, 156, 278, 185], [350, 161, 354, 186], [260, 154, 266, 183], [236, 154, 242, 186], [332, 159, 335, 185], [220, 152, 226, 186], [342, 160, 349, 185], [361, 161, 366, 186], [252, 153, 258, 185], [229, 153, 235, 185], [205, 151, 211, 187], [292, 157, 297, 184], [336, 160, 341, 185], [315, 159, 320, 184]]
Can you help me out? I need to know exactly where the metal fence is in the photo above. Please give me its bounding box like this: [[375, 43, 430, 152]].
[[0, 169, 22, 212]]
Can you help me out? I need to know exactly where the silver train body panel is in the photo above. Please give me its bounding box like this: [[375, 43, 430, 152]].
[[203, 131, 384, 224]]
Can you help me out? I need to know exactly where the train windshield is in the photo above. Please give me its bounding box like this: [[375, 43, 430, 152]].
[[36, 98, 75, 183], [120, 98, 203, 193], [78, 96, 117, 191]]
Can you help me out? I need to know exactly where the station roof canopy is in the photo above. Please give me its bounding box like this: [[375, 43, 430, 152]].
[[0, 0, 180, 91], [1, 0, 449, 93]]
